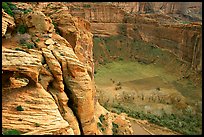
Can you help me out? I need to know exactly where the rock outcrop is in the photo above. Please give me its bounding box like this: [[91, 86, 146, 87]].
[[2, 47, 42, 86], [2, 9, 15, 37], [2, 2, 133, 135], [2, 83, 74, 135]]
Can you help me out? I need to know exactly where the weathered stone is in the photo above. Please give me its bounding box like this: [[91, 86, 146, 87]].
[[2, 9, 15, 37], [45, 38, 55, 45], [2, 48, 42, 85], [23, 11, 54, 33], [2, 83, 74, 135]]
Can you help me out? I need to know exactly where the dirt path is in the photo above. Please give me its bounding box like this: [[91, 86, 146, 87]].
[[126, 117, 180, 135], [129, 119, 151, 135]]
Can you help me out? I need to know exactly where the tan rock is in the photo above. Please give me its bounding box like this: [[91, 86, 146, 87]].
[[50, 9, 95, 80], [2, 48, 42, 86], [45, 38, 55, 45], [23, 11, 54, 34], [41, 47, 81, 135], [95, 103, 133, 135], [2, 9, 15, 37], [2, 83, 74, 135], [51, 42, 97, 135]]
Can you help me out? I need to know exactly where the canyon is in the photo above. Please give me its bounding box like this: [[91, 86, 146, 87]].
[[2, 2, 202, 135]]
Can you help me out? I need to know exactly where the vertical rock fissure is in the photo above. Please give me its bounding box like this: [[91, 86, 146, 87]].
[[49, 49, 84, 134], [63, 82, 84, 135]]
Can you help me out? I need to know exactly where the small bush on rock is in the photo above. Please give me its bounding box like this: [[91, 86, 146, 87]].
[[17, 25, 27, 34], [2, 2, 14, 16], [2, 129, 21, 135], [16, 105, 24, 111]]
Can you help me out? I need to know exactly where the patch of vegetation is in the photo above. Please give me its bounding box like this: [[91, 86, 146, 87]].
[[26, 43, 35, 49], [47, 3, 51, 7], [60, 53, 64, 56], [35, 123, 40, 127], [17, 25, 27, 34], [23, 8, 32, 14], [83, 4, 91, 8], [2, 129, 21, 135], [112, 122, 119, 135], [180, 21, 191, 24], [16, 105, 24, 111], [20, 39, 35, 49], [19, 38, 27, 45], [118, 57, 123, 61], [99, 114, 105, 123], [109, 103, 202, 135], [35, 38, 40, 42], [93, 36, 102, 45], [15, 48, 26, 52], [118, 24, 127, 36], [2, 2, 15, 16], [52, 21, 61, 35], [97, 122, 105, 132], [7, 2, 18, 10]]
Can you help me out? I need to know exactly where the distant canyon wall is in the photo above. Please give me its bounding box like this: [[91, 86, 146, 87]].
[[67, 2, 202, 72]]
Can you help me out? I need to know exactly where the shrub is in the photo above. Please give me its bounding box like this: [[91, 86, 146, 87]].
[[35, 38, 40, 42], [2, 2, 14, 16], [26, 43, 35, 49], [47, 3, 51, 7], [2, 129, 21, 135], [112, 122, 119, 135], [97, 122, 102, 128], [15, 48, 25, 52], [99, 114, 105, 123], [17, 25, 27, 34], [35, 123, 40, 127], [23, 8, 32, 14], [52, 21, 61, 35], [19, 38, 27, 45], [7, 2, 17, 10], [83, 4, 91, 8], [118, 57, 123, 61], [16, 105, 24, 111], [97, 122, 105, 132]]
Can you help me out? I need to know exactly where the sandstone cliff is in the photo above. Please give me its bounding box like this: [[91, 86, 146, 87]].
[[2, 2, 133, 135], [67, 2, 202, 73]]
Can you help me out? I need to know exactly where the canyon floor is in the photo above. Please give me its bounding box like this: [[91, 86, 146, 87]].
[[94, 61, 202, 135]]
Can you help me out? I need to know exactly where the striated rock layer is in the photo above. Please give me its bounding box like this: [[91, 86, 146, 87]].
[[67, 2, 202, 72], [2, 9, 15, 37], [2, 3, 133, 135]]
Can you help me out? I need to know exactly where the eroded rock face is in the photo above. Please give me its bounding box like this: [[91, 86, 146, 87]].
[[23, 11, 54, 34], [2, 83, 74, 135], [95, 102, 133, 135], [50, 9, 94, 79], [2, 48, 42, 86], [2, 3, 134, 135], [67, 2, 202, 72], [2, 9, 15, 37]]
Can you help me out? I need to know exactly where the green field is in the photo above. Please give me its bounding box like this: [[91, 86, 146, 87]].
[[94, 60, 202, 135]]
